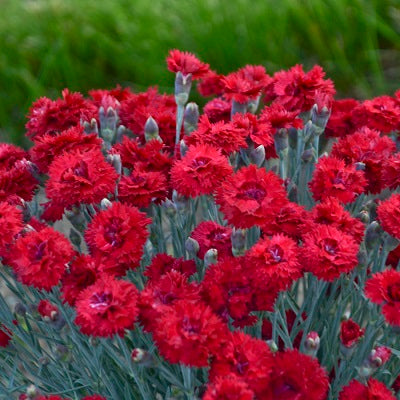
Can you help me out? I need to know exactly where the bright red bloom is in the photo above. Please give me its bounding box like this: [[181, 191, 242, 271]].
[[112, 136, 172, 175], [197, 70, 225, 97], [340, 319, 365, 348], [263, 349, 329, 400], [30, 126, 102, 173], [138, 271, 200, 332], [89, 85, 133, 105], [365, 269, 400, 326], [9, 227, 74, 291], [339, 378, 396, 400], [37, 300, 59, 319], [190, 221, 232, 260], [75, 275, 139, 337], [81, 396, 107, 400], [144, 253, 196, 281], [309, 197, 365, 243], [203, 374, 255, 400], [170, 143, 233, 197], [61, 254, 101, 306], [167, 49, 210, 79], [301, 225, 359, 282], [118, 88, 176, 147], [331, 127, 396, 194], [118, 169, 168, 208], [269, 64, 335, 112], [85, 202, 151, 276], [0, 324, 12, 347], [246, 234, 302, 291], [36, 396, 71, 400], [201, 256, 257, 326], [325, 99, 360, 138], [186, 115, 248, 155], [151, 299, 228, 367], [203, 98, 231, 123], [382, 153, 400, 190], [260, 103, 303, 133], [0, 143, 29, 170], [45, 149, 117, 219], [352, 95, 400, 133], [377, 194, 400, 239], [209, 331, 273, 397], [216, 165, 288, 228], [309, 156, 366, 204], [26, 89, 97, 140], [0, 202, 23, 254]]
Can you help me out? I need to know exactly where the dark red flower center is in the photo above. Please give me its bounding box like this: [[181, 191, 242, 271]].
[[182, 316, 200, 334], [388, 282, 400, 302], [211, 229, 228, 241], [269, 244, 284, 262], [240, 184, 266, 202], [192, 157, 211, 169], [73, 161, 90, 179], [104, 218, 123, 247], [32, 241, 47, 261], [130, 175, 146, 185], [323, 238, 338, 255], [90, 292, 112, 310], [273, 380, 301, 400]]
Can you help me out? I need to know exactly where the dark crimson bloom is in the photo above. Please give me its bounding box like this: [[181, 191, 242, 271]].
[[190, 221, 232, 260], [216, 165, 288, 228], [30, 126, 102, 173], [0, 143, 29, 170], [382, 153, 400, 190], [61, 254, 101, 306], [339, 378, 396, 400], [112, 136, 172, 175], [377, 194, 400, 239], [138, 271, 200, 332], [45, 148, 117, 220], [365, 269, 400, 326], [37, 300, 59, 320], [144, 253, 196, 281], [26, 89, 97, 140], [118, 88, 176, 147], [35, 396, 71, 400], [9, 227, 74, 291], [370, 346, 391, 367], [197, 70, 225, 97], [85, 202, 151, 276], [201, 256, 257, 326], [387, 244, 400, 268], [325, 99, 360, 138], [151, 299, 228, 367], [392, 374, 400, 393], [0, 202, 23, 254], [167, 49, 210, 79], [0, 324, 12, 347], [309, 197, 365, 243], [118, 169, 168, 208], [75, 275, 139, 337], [186, 115, 248, 155], [81, 396, 107, 400], [203, 374, 255, 400], [340, 319, 365, 348], [331, 127, 396, 194], [352, 95, 400, 134], [170, 143, 233, 198], [302, 225, 359, 282], [246, 234, 302, 291], [203, 98, 231, 123], [263, 349, 329, 400], [309, 156, 366, 204], [209, 331, 273, 397], [268, 64, 335, 112]]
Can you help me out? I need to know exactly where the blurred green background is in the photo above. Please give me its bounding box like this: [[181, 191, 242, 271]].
[[1, 0, 400, 145]]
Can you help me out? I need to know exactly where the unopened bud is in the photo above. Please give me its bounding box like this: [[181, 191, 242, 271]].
[[365, 221, 383, 250], [231, 228, 246, 256], [185, 237, 199, 256], [161, 199, 177, 217], [180, 140, 188, 157], [357, 210, 370, 224], [184, 102, 199, 134], [204, 248, 218, 267], [288, 127, 298, 149], [355, 162, 365, 171], [275, 129, 289, 153], [100, 198, 113, 210], [384, 234, 400, 252], [247, 96, 261, 114], [368, 346, 391, 368], [267, 340, 278, 353], [83, 118, 99, 134], [55, 344, 71, 362], [175, 71, 192, 106], [301, 148, 314, 163], [116, 125, 127, 143], [172, 190, 188, 213], [144, 116, 162, 142], [304, 332, 320, 357], [311, 103, 331, 130], [26, 384, 38, 398], [14, 302, 27, 317], [250, 145, 265, 167]]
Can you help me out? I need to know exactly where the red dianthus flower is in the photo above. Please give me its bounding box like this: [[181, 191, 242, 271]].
[[203, 98, 231, 123], [197, 70, 225, 97], [0, 202, 23, 254], [325, 99, 359, 138], [81, 396, 107, 400], [9, 227, 74, 291], [167, 49, 210, 79], [144, 253, 196, 281], [0, 324, 12, 347], [365, 269, 400, 326], [382, 153, 400, 190], [340, 319, 365, 348], [216, 165, 288, 228], [85, 202, 151, 276], [75, 275, 139, 337], [377, 194, 400, 239], [170, 143, 233, 197], [203, 374, 255, 400], [301, 225, 359, 282], [339, 378, 396, 400]]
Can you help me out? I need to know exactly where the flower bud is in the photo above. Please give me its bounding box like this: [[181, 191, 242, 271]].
[[107, 153, 122, 175], [180, 140, 188, 157], [311, 103, 331, 130], [116, 125, 127, 143], [368, 346, 391, 368], [131, 348, 154, 367], [172, 190, 188, 213], [301, 148, 314, 163], [275, 129, 289, 153], [161, 198, 177, 217], [250, 145, 265, 167], [14, 302, 27, 317], [175, 71, 192, 106], [55, 344, 72, 362], [231, 228, 246, 256], [304, 331, 320, 357], [247, 95, 261, 114], [365, 221, 383, 251], [204, 248, 218, 267], [356, 210, 370, 224], [355, 162, 365, 171], [184, 102, 200, 134], [83, 118, 99, 134], [185, 237, 199, 256], [266, 340, 278, 353], [26, 384, 38, 398], [144, 116, 162, 142]]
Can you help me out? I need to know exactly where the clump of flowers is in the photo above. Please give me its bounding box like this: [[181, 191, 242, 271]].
[[1, 50, 399, 400]]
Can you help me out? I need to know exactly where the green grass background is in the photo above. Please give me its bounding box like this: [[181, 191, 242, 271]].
[[1, 0, 400, 145]]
